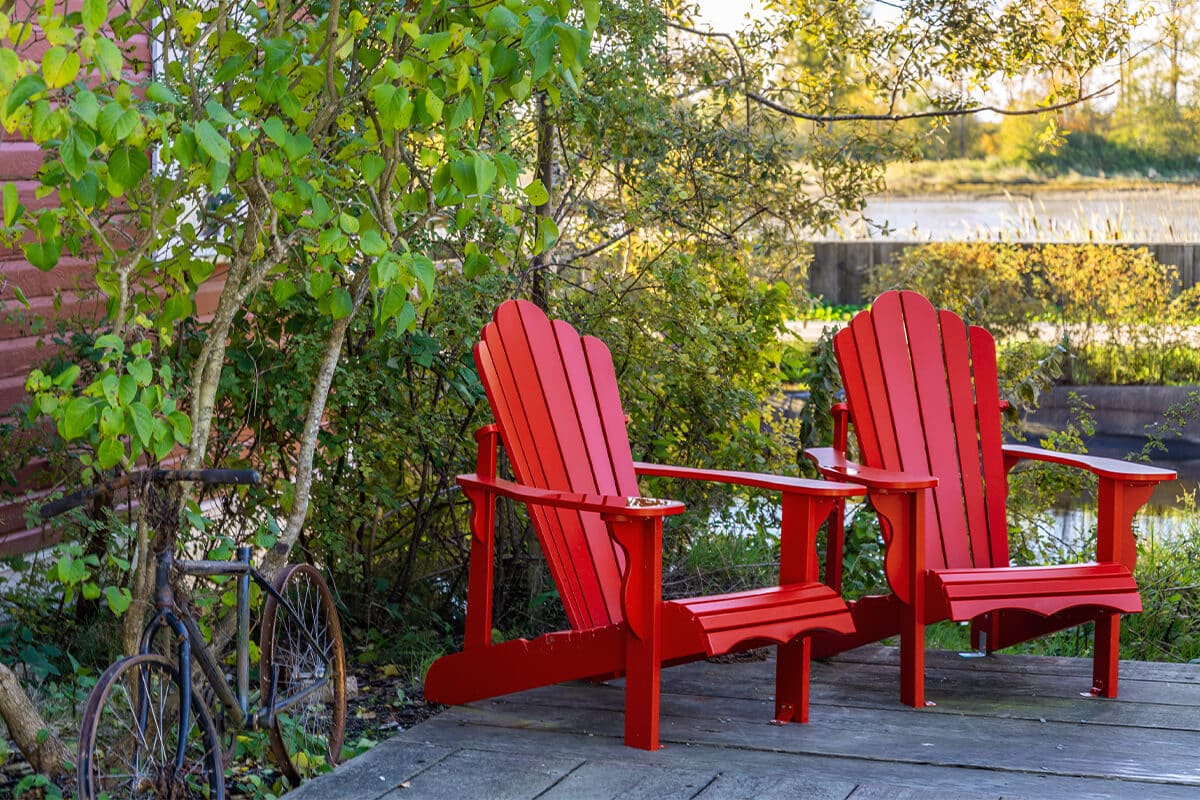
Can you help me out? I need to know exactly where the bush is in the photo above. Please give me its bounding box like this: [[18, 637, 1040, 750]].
[[870, 241, 1194, 385]]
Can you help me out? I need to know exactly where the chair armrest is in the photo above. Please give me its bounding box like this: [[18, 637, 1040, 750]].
[[1002, 444, 1176, 483], [633, 462, 866, 499], [803, 448, 938, 491], [457, 474, 685, 518]]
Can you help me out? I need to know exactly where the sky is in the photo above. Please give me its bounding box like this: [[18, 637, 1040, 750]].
[[692, 0, 760, 32]]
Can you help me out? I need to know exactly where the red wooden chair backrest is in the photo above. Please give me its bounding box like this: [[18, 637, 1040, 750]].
[[835, 290, 1010, 570], [475, 299, 638, 630]]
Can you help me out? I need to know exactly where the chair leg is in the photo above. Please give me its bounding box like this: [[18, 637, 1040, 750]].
[[775, 637, 811, 723], [899, 604, 925, 708], [1091, 612, 1120, 698], [624, 631, 661, 749]]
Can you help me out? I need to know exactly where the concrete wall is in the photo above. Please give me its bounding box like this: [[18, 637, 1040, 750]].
[[1023, 385, 1200, 446]]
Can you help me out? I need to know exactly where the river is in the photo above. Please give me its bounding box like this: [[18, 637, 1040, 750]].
[[844, 188, 1200, 241]]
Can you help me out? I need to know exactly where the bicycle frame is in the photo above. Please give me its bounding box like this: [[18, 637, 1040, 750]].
[[138, 547, 333, 771]]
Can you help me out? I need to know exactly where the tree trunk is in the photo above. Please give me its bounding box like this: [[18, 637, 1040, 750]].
[[531, 91, 554, 309], [0, 663, 70, 777]]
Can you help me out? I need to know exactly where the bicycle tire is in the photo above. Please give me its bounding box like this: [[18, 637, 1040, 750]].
[[259, 563, 347, 787], [77, 653, 225, 799]]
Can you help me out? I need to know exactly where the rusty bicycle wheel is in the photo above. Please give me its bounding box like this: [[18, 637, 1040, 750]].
[[259, 563, 346, 787], [77, 653, 224, 799]]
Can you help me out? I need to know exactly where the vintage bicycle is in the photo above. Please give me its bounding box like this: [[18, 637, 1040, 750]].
[[41, 468, 346, 799]]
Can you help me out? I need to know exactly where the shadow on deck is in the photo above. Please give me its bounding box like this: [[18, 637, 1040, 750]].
[[288, 645, 1200, 799]]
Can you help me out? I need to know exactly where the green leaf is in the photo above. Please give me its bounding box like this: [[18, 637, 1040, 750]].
[[204, 99, 237, 126], [329, 287, 353, 320], [523, 179, 549, 206], [108, 146, 149, 191], [94, 38, 122, 79], [61, 397, 98, 441], [338, 212, 359, 234], [82, 582, 101, 601], [72, 90, 100, 127], [24, 241, 60, 271], [99, 405, 123, 437], [152, 422, 175, 460], [360, 229, 388, 257], [0, 50, 18, 86], [485, 5, 520, 33], [582, 0, 599, 31], [473, 156, 497, 197], [3, 182, 20, 228], [82, 0, 108, 34], [99, 372, 118, 405], [410, 254, 435, 297], [97, 102, 137, 144], [262, 116, 287, 147], [42, 47, 80, 89], [96, 437, 123, 469], [127, 358, 153, 385], [129, 402, 154, 446], [464, 251, 490, 278], [145, 81, 177, 105], [272, 279, 297, 304], [94, 333, 123, 351], [423, 90, 443, 124], [53, 365, 81, 389], [361, 154, 386, 183], [394, 300, 417, 333], [117, 374, 136, 405], [535, 215, 559, 254], [6, 74, 46, 117], [194, 120, 231, 164], [12, 285, 29, 309], [104, 586, 132, 616], [168, 411, 192, 446], [282, 132, 313, 162], [308, 272, 333, 299]]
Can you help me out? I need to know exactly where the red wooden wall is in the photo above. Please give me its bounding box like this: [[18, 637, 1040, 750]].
[[0, 2, 151, 554]]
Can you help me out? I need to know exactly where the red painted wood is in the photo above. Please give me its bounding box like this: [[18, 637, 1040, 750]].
[[428, 299, 858, 749], [969, 325, 1010, 568], [816, 290, 1176, 705], [900, 293, 968, 571], [938, 310, 993, 568]]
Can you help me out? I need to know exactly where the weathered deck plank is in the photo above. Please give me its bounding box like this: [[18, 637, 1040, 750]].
[[290, 647, 1200, 800]]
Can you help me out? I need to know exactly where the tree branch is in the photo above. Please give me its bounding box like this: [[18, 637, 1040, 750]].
[[746, 81, 1118, 122]]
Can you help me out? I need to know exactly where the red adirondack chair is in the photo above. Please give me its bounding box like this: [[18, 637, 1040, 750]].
[[424, 299, 867, 750], [806, 290, 1176, 707]]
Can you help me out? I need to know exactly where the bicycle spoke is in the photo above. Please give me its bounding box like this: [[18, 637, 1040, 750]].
[[260, 564, 346, 788], [77, 655, 223, 800]]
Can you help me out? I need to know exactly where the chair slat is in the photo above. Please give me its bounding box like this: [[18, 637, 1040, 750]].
[[968, 325, 1010, 569], [483, 303, 616, 628], [899, 293, 972, 570], [938, 310, 993, 568]]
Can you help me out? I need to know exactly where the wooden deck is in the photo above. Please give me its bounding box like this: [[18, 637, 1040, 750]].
[[289, 645, 1200, 799]]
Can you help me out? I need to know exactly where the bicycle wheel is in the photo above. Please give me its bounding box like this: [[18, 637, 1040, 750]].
[[78, 653, 224, 800], [260, 563, 346, 787]]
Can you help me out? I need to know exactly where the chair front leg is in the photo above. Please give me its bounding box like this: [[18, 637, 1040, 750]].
[[870, 490, 927, 708], [1092, 612, 1121, 697], [607, 515, 664, 750], [775, 493, 834, 723]]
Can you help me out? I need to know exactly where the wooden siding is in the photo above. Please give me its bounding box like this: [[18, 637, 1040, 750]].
[[0, 3, 151, 554]]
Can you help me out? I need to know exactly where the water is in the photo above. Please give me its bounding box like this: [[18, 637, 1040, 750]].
[[842, 188, 1200, 241]]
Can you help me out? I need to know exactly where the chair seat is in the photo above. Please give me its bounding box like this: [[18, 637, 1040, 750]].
[[666, 583, 854, 656], [932, 562, 1142, 620]]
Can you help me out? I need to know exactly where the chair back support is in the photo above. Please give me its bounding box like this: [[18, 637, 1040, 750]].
[[835, 291, 1010, 570], [475, 299, 637, 630]]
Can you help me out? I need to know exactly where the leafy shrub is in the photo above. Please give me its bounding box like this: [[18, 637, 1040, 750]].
[[870, 242, 1195, 385]]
